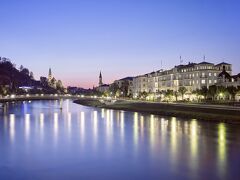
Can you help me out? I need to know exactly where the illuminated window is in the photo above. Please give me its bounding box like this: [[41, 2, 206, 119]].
[[201, 79, 206, 84]]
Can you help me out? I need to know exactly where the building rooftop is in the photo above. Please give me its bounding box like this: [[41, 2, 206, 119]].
[[118, 77, 134, 81], [175, 62, 196, 69], [218, 70, 231, 80], [100, 84, 109, 87], [215, 62, 231, 66], [198, 61, 214, 65]]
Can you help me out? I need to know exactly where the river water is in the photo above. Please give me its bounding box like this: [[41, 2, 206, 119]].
[[0, 99, 240, 179]]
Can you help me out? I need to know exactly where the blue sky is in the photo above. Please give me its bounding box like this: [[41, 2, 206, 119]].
[[0, 0, 240, 88]]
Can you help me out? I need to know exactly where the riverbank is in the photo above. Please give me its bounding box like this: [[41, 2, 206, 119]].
[[74, 98, 240, 123], [0, 94, 79, 104]]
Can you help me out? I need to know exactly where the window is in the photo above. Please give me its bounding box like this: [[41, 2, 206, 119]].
[[202, 72, 205, 77], [209, 73, 212, 76], [214, 80, 217, 83], [209, 80, 212, 84], [201, 79, 206, 84], [214, 73, 217, 76]]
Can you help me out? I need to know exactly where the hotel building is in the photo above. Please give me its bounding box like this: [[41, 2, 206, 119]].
[[132, 61, 232, 97]]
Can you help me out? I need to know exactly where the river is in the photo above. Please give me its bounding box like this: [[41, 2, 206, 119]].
[[0, 99, 240, 179]]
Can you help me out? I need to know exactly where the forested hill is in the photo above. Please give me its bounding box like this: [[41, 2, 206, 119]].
[[0, 57, 38, 87]]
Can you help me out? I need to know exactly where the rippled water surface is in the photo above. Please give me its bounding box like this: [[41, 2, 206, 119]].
[[0, 100, 240, 179]]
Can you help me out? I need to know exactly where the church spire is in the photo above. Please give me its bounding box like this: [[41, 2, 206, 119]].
[[99, 71, 103, 86], [48, 68, 52, 80]]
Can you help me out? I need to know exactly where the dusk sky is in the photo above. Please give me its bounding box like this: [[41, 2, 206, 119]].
[[1, 0, 240, 88]]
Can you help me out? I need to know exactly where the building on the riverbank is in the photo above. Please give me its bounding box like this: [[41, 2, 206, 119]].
[[40, 68, 66, 93], [47, 68, 57, 88], [95, 71, 109, 93], [132, 61, 232, 98], [114, 77, 134, 96], [216, 65, 240, 88]]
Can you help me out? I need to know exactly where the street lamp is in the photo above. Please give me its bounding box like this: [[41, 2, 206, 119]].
[[219, 93, 223, 98]]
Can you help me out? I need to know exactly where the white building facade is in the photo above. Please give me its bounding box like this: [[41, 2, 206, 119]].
[[132, 62, 232, 97]]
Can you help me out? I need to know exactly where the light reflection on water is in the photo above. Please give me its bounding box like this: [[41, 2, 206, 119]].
[[25, 114, 30, 141], [80, 111, 85, 144], [54, 112, 59, 143], [0, 100, 240, 179], [9, 114, 15, 143], [218, 123, 227, 176], [190, 119, 199, 175]]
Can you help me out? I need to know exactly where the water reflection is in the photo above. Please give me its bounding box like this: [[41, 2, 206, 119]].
[[218, 123, 227, 176], [25, 114, 30, 141], [140, 116, 144, 138], [160, 118, 166, 146], [54, 113, 59, 141], [190, 119, 199, 173], [149, 115, 155, 149], [40, 113, 44, 129], [170, 117, 177, 165], [133, 112, 139, 146], [67, 112, 72, 135], [101, 109, 105, 118], [93, 111, 98, 147], [120, 111, 124, 143], [106, 110, 113, 149], [79, 112, 85, 145], [0, 100, 239, 179], [39, 113, 44, 141], [9, 114, 15, 143]]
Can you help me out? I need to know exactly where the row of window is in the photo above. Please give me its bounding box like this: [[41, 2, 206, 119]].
[[140, 79, 218, 89]]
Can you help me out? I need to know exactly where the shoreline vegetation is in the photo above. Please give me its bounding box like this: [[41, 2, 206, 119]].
[[74, 98, 240, 123]]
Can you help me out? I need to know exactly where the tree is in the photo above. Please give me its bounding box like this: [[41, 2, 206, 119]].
[[178, 87, 187, 100], [120, 80, 130, 97], [19, 65, 24, 72], [116, 89, 121, 97], [139, 91, 148, 99], [165, 89, 173, 101], [192, 89, 202, 101], [200, 86, 208, 100], [0, 86, 9, 96], [174, 91, 179, 101], [56, 80, 63, 91], [226, 86, 238, 101], [216, 86, 227, 100], [109, 83, 120, 96], [30, 72, 34, 79], [208, 85, 217, 100], [21, 68, 29, 76]]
